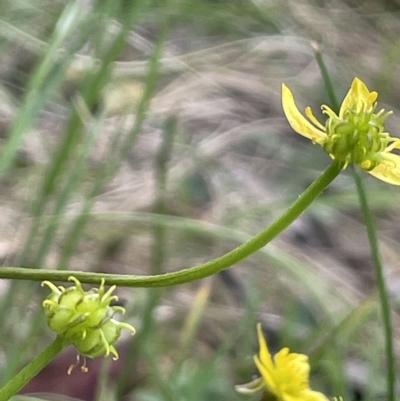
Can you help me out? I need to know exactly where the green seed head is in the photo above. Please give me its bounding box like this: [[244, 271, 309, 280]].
[[42, 277, 135, 359]]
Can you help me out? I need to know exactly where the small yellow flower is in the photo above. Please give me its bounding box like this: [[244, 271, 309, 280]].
[[42, 277, 135, 364], [282, 77, 400, 185], [236, 324, 329, 401]]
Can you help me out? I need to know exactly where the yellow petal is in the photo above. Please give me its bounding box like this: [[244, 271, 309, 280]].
[[384, 137, 400, 152], [305, 107, 325, 130], [282, 84, 327, 144], [274, 349, 309, 379], [301, 390, 331, 401], [339, 77, 377, 117], [254, 355, 278, 396], [366, 153, 400, 185], [257, 323, 274, 371]]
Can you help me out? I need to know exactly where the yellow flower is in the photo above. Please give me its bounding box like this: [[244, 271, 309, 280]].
[[282, 77, 400, 185], [236, 324, 329, 401]]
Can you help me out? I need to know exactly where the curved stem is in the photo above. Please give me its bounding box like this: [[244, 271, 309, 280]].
[[352, 165, 395, 401], [0, 337, 65, 401], [0, 161, 343, 288]]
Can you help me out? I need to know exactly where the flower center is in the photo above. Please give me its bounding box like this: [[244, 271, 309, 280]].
[[322, 104, 392, 169]]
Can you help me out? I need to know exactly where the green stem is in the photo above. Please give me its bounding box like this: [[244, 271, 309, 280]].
[[312, 42, 340, 112], [352, 165, 395, 401], [0, 337, 65, 401], [0, 161, 342, 288]]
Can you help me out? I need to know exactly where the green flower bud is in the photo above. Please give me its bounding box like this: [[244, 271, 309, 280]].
[[42, 277, 135, 361]]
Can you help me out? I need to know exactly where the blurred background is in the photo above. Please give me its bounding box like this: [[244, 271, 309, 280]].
[[1, 0, 400, 400]]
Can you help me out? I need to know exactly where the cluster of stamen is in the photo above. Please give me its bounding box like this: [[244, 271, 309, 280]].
[[321, 102, 393, 169]]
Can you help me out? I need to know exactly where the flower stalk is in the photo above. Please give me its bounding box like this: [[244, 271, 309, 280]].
[[0, 336, 65, 401], [0, 161, 343, 288], [352, 165, 395, 401]]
